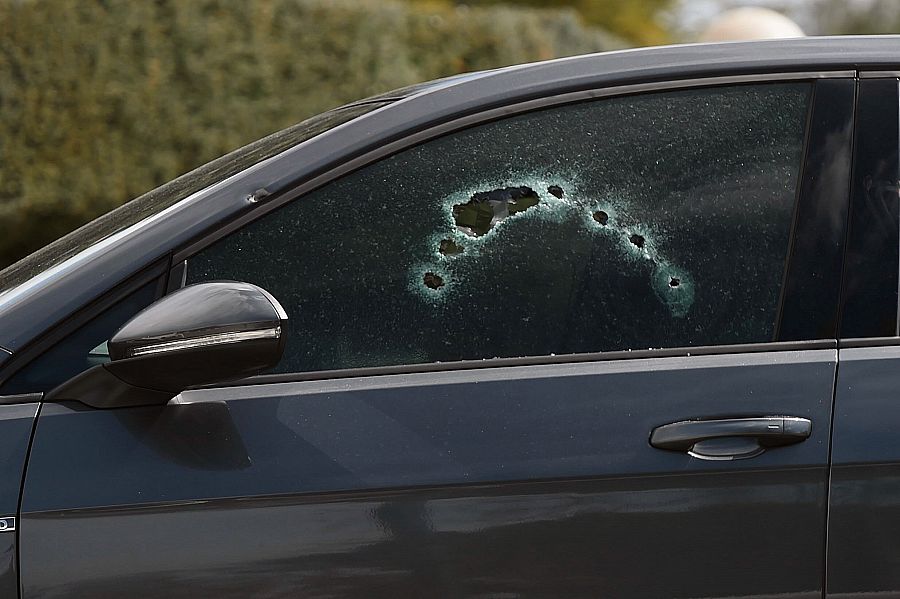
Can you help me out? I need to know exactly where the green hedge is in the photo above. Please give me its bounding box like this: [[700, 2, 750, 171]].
[[0, 0, 616, 269]]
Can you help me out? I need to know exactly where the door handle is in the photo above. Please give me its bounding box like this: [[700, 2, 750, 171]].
[[650, 417, 812, 461]]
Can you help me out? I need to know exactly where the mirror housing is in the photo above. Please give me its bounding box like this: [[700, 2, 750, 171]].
[[46, 281, 287, 408]]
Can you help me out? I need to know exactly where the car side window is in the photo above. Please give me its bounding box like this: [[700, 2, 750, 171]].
[[185, 82, 812, 374]]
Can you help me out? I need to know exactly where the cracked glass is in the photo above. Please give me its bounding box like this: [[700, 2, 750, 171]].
[[186, 83, 812, 373]]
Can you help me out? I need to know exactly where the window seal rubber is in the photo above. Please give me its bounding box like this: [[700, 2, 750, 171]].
[[196, 339, 838, 391]]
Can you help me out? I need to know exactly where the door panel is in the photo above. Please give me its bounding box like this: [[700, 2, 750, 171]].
[[21, 349, 834, 598], [828, 345, 900, 597], [827, 76, 900, 598], [23, 472, 824, 599], [0, 401, 39, 599]]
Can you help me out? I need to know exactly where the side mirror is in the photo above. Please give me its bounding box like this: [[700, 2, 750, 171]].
[[46, 281, 287, 409]]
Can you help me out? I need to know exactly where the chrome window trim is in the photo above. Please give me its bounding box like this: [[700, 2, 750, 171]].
[[187, 346, 838, 401], [201, 339, 837, 390], [859, 71, 900, 78]]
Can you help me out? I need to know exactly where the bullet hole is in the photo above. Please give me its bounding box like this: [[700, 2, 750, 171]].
[[423, 272, 445, 290], [629, 234, 646, 249], [592, 210, 609, 226], [439, 239, 464, 256], [653, 266, 694, 317], [548, 185, 564, 199], [453, 186, 539, 236]]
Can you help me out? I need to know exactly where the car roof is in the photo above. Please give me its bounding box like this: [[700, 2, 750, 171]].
[[1, 35, 899, 357], [394, 36, 900, 100], [496, 35, 899, 79]]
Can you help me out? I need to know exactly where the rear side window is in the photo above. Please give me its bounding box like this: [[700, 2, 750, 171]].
[[186, 82, 812, 373]]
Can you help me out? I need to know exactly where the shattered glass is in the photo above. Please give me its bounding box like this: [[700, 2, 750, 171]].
[[186, 83, 811, 373]]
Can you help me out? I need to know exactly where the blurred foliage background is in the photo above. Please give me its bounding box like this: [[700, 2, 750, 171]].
[[0, 0, 623, 268], [0, 0, 897, 269]]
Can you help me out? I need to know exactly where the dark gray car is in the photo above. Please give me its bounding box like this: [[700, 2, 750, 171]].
[[0, 36, 898, 598]]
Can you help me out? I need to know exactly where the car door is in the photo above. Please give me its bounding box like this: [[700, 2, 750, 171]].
[[826, 75, 900, 597], [0, 396, 38, 599], [18, 75, 854, 598]]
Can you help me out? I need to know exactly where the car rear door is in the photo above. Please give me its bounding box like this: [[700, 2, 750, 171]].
[[18, 75, 854, 598], [826, 75, 900, 598]]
